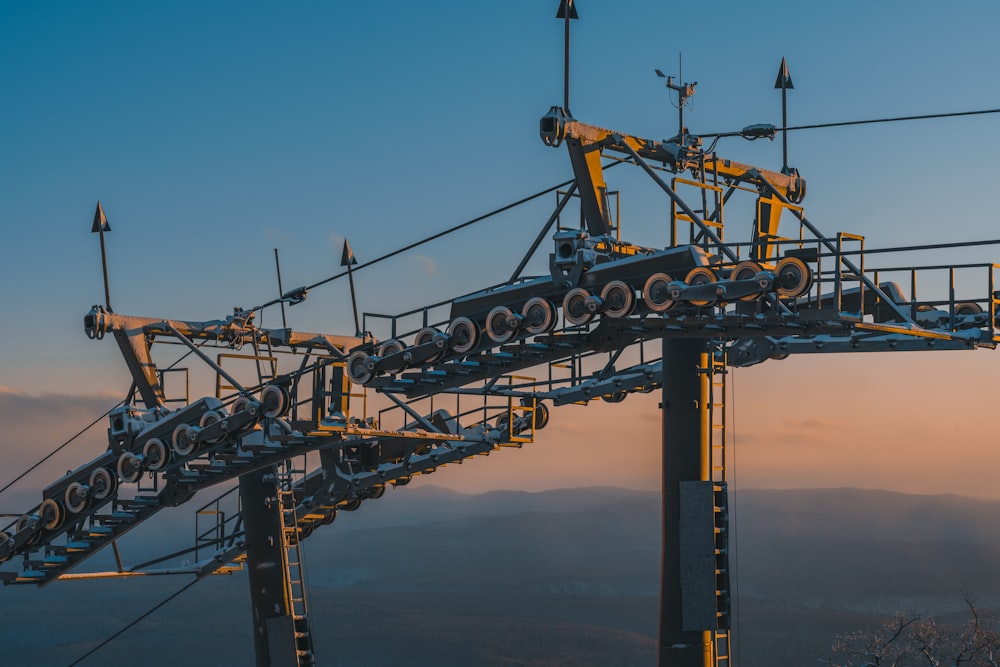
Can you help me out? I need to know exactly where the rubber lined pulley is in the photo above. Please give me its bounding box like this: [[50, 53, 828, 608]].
[[563, 288, 594, 326], [730, 261, 766, 301], [231, 395, 257, 416], [532, 402, 550, 430], [413, 327, 447, 363], [199, 409, 228, 444], [775, 256, 813, 298], [171, 424, 199, 457], [39, 498, 65, 531], [347, 350, 374, 385], [447, 317, 480, 354], [143, 437, 169, 471], [14, 514, 39, 544], [521, 297, 557, 335], [684, 267, 720, 306], [64, 482, 90, 514], [260, 385, 290, 419], [642, 273, 676, 312], [89, 467, 116, 501], [956, 302, 984, 316], [341, 497, 362, 511], [117, 451, 144, 483], [378, 338, 406, 358], [600, 280, 635, 318], [485, 306, 518, 344]]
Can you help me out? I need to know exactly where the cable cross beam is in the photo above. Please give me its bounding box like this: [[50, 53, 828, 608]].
[[195, 437, 512, 578], [0, 408, 516, 584], [82, 422, 535, 582], [355, 303, 993, 399], [737, 332, 984, 363], [351, 234, 1000, 400]]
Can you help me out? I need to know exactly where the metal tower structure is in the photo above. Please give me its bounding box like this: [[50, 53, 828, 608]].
[[4, 4, 1000, 666]]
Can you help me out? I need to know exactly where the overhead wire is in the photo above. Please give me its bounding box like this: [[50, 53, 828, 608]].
[[254, 103, 1000, 315], [0, 399, 125, 501], [67, 576, 201, 666], [255, 162, 627, 313], [835, 237, 1000, 256], [0, 340, 207, 503], [699, 106, 1000, 139], [783, 107, 1000, 133]]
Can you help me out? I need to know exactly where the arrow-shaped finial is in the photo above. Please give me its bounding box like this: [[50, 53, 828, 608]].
[[91, 201, 113, 312], [556, 0, 578, 115], [340, 239, 358, 267], [91, 200, 111, 233], [774, 56, 794, 90], [774, 57, 794, 172], [555, 0, 578, 19]]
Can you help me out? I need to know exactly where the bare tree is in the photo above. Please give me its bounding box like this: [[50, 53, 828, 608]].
[[828, 593, 1000, 667], [828, 615, 920, 667]]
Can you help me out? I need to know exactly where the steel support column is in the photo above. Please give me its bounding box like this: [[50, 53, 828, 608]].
[[241, 466, 299, 667], [659, 337, 713, 667]]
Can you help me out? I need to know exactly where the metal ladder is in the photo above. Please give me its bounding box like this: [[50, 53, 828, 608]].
[[709, 348, 728, 484], [278, 470, 315, 667], [709, 346, 732, 666]]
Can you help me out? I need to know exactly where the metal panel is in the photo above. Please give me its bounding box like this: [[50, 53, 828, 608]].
[[265, 616, 299, 667], [679, 480, 717, 632]]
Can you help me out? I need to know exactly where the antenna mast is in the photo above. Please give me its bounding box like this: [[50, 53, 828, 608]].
[[656, 59, 697, 139]]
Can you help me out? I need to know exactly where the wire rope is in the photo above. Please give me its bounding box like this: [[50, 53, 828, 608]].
[[255, 162, 627, 312], [67, 576, 201, 666], [0, 339, 208, 502], [728, 362, 744, 666], [700, 106, 1000, 139], [299, 178, 581, 292], [0, 399, 125, 501], [783, 107, 1000, 133]]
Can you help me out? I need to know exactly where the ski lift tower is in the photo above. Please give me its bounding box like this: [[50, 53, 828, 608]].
[[3, 6, 1000, 667], [535, 4, 1000, 665]]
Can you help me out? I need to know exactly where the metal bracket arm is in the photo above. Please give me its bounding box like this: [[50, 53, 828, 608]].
[[755, 173, 916, 325], [541, 111, 806, 201]]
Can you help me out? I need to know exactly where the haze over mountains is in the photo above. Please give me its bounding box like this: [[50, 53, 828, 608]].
[[3, 485, 1000, 666]]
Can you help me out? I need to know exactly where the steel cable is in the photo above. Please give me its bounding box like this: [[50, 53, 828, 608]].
[[700, 106, 1000, 139], [0, 344, 204, 502], [255, 161, 627, 312], [67, 577, 201, 666], [0, 399, 125, 501]]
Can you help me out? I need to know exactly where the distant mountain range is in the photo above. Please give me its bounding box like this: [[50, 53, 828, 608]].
[[736, 487, 1000, 544], [355, 482, 1000, 546], [5, 485, 1000, 666]]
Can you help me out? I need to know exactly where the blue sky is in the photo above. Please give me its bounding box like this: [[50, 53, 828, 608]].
[[3, 1, 1000, 496]]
